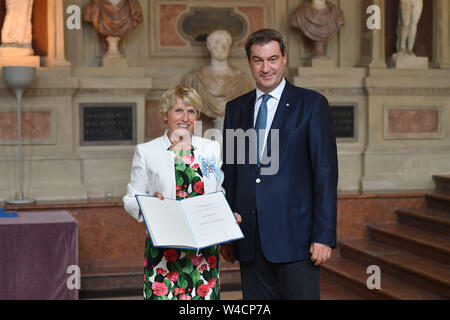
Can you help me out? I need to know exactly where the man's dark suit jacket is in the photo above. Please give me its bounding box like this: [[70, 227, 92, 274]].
[[222, 80, 338, 263]]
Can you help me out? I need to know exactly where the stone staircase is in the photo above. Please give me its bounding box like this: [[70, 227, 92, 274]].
[[322, 175, 450, 299]]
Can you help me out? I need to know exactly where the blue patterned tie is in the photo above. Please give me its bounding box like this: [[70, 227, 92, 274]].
[[255, 94, 270, 165]]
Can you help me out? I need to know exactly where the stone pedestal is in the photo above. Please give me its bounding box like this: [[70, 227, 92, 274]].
[[0, 46, 40, 68], [103, 56, 128, 68], [0, 56, 40, 68], [104, 36, 122, 58], [0, 47, 33, 57], [304, 58, 336, 68], [389, 53, 429, 69]]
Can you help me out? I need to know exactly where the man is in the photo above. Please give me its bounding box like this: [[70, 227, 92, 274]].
[[220, 29, 338, 300]]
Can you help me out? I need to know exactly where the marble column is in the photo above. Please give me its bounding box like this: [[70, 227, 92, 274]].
[[434, 0, 450, 68], [368, 0, 386, 68], [46, 0, 70, 67]]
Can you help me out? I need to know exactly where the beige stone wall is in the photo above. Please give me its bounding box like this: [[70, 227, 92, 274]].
[[0, 0, 449, 201]]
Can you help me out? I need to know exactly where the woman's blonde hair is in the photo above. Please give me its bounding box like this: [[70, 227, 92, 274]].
[[159, 84, 202, 118]]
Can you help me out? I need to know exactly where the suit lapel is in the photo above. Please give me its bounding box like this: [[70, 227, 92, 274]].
[[245, 90, 256, 131], [262, 82, 296, 162]]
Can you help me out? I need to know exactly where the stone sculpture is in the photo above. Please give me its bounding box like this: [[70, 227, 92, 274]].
[[183, 30, 251, 127], [396, 0, 423, 55], [83, 0, 143, 57], [0, 0, 34, 56], [290, 0, 345, 59]]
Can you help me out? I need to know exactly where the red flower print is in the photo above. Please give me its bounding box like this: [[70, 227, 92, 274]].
[[208, 278, 216, 289], [164, 249, 179, 262], [198, 264, 207, 272], [179, 294, 192, 300], [152, 282, 168, 296], [176, 184, 181, 191], [181, 154, 194, 165], [197, 284, 210, 297], [208, 256, 217, 268], [173, 287, 185, 295], [176, 190, 188, 198], [190, 254, 204, 267], [157, 268, 167, 275], [166, 272, 179, 283], [192, 163, 199, 170], [144, 257, 147, 267], [193, 181, 204, 194]]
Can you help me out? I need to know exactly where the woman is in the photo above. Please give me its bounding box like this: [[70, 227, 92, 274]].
[[123, 84, 235, 300]]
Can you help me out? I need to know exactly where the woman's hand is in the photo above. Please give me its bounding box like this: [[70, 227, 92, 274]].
[[170, 128, 192, 151], [233, 212, 242, 224], [153, 192, 164, 200]]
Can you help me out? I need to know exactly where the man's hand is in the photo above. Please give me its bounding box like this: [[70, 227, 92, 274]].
[[219, 212, 241, 263], [310, 242, 332, 266]]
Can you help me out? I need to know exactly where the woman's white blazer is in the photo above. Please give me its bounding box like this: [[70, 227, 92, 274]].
[[123, 132, 224, 222]]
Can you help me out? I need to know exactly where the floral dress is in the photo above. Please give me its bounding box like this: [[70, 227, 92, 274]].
[[143, 146, 220, 300]]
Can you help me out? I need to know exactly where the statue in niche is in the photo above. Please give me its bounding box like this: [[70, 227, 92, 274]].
[[83, 0, 143, 58], [0, 0, 34, 56], [395, 0, 423, 56], [183, 30, 251, 129], [290, 0, 344, 59]]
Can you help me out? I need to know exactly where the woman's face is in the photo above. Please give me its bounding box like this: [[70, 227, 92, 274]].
[[163, 97, 198, 138]]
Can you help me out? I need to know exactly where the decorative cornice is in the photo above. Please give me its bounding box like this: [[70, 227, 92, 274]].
[[296, 86, 450, 96], [0, 88, 77, 96], [76, 88, 153, 96], [366, 87, 450, 96]]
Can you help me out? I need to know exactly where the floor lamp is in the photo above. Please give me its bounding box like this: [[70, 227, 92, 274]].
[[2, 66, 36, 205]]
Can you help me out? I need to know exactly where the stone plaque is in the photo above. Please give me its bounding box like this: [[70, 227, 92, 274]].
[[330, 105, 356, 140], [80, 103, 136, 146]]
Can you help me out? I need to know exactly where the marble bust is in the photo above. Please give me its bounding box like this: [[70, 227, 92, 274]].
[[290, 0, 345, 59], [83, 0, 143, 57], [0, 0, 34, 56], [183, 30, 251, 121]]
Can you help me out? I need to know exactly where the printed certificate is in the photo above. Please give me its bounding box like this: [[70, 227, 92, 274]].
[[135, 192, 244, 250]]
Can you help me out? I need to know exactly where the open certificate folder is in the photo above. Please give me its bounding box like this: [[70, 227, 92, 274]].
[[135, 192, 244, 250]]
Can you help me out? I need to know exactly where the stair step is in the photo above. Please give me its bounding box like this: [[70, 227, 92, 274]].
[[320, 277, 363, 300], [80, 267, 143, 298], [367, 224, 450, 265], [425, 193, 450, 212], [339, 239, 450, 298], [322, 257, 443, 300], [396, 207, 450, 235], [433, 175, 450, 194], [219, 260, 241, 291]]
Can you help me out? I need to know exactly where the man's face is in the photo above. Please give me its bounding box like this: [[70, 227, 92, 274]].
[[248, 40, 286, 93]]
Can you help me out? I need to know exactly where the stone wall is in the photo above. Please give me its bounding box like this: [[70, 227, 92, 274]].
[[0, 0, 449, 201]]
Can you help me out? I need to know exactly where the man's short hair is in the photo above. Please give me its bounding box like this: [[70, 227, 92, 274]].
[[245, 28, 287, 60]]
